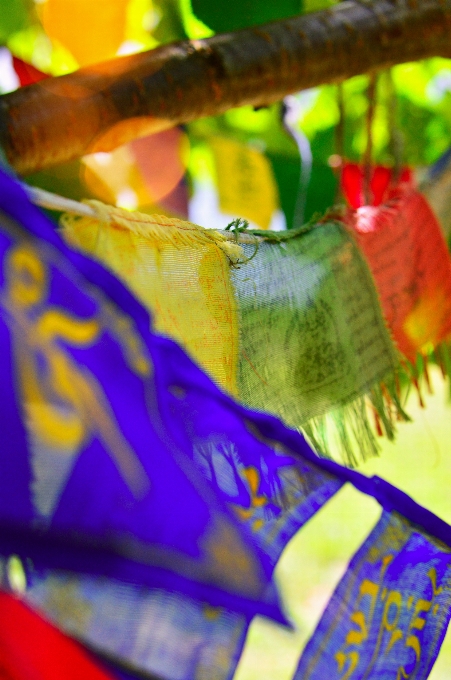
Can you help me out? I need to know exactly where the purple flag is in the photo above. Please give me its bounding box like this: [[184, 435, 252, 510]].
[[0, 168, 286, 622]]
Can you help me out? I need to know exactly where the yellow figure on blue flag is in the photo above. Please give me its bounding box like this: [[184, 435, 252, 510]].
[[0, 168, 284, 623], [293, 509, 451, 680], [3, 243, 150, 511]]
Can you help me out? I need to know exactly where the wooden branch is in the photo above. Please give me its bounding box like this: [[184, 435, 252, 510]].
[[2, 0, 451, 175]]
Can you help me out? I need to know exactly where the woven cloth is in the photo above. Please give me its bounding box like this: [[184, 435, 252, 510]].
[[346, 181, 451, 365], [4, 171, 451, 680], [231, 223, 400, 461], [0, 591, 131, 680], [62, 204, 400, 463], [294, 510, 451, 680], [63, 202, 242, 395]]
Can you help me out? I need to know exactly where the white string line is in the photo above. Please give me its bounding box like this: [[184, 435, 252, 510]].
[[23, 184, 262, 244], [25, 185, 97, 218]]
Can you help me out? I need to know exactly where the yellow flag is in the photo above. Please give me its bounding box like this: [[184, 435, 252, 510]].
[[62, 204, 241, 395], [210, 137, 279, 230]]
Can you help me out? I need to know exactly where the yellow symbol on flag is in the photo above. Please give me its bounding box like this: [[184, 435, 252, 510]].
[[4, 244, 149, 498], [234, 466, 268, 531], [210, 137, 279, 230]]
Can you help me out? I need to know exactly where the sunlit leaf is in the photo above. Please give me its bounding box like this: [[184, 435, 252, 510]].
[[179, 0, 213, 39], [151, 0, 188, 42], [392, 62, 436, 110], [297, 87, 339, 138]]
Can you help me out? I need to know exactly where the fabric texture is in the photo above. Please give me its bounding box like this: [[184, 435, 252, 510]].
[[294, 510, 451, 680], [25, 338, 342, 680], [0, 590, 128, 680], [26, 577, 249, 680], [232, 223, 400, 463], [346, 179, 451, 365], [63, 203, 241, 395], [62, 204, 400, 463], [0, 172, 284, 623], [2, 170, 451, 680], [0, 168, 343, 680]]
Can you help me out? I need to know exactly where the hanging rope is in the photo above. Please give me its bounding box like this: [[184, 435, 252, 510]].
[[23, 183, 262, 246], [385, 68, 404, 183], [334, 82, 346, 204], [363, 72, 378, 205]]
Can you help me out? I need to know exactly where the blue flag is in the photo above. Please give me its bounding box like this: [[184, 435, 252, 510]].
[[0, 168, 288, 622], [293, 509, 451, 680], [24, 352, 342, 680]]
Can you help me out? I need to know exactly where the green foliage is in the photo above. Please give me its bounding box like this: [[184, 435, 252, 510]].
[[0, 0, 30, 43], [190, 0, 303, 33], [152, 0, 189, 42], [303, 0, 339, 11]]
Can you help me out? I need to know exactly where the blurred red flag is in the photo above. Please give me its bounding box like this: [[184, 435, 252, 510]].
[[342, 162, 412, 209], [345, 171, 451, 362], [12, 56, 48, 87], [0, 590, 117, 680]]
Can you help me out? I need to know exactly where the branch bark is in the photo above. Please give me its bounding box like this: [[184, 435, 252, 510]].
[[2, 0, 451, 175]]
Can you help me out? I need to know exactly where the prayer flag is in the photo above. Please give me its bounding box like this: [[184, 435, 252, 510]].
[[210, 136, 279, 230], [81, 129, 189, 217], [1, 166, 345, 680], [62, 204, 400, 462], [0, 167, 284, 622], [12, 55, 48, 87], [231, 224, 400, 462], [25, 349, 342, 680], [294, 509, 451, 680], [24, 375, 451, 680], [63, 205, 242, 394], [243, 421, 451, 680], [345, 171, 451, 364], [41, 0, 129, 67], [0, 589, 135, 680], [341, 163, 412, 210], [9, 170, 451, 680]]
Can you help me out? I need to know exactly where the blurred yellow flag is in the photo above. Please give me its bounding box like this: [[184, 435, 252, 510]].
[[42, 0, 129, 66], [210, 137, 279, 230]]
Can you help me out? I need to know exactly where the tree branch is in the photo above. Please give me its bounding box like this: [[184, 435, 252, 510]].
[[2, 0, 451, 175]]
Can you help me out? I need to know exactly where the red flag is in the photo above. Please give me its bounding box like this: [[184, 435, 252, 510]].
[[0, 590, 116, 680], [12, 57, 48, 87], [345, 174, 451, 362], [342, 162, 412, 209]]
